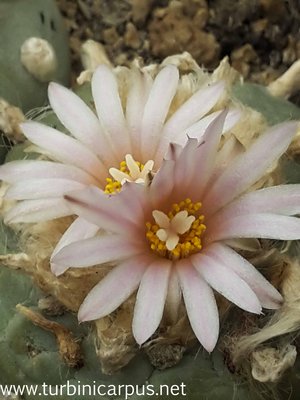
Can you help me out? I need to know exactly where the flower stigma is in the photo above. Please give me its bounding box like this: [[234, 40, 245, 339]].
[[104, 154, 154, 194], [146, 198, 206, 260]]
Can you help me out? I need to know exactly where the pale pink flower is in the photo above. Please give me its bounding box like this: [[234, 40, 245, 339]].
[[51, 112, 300, 351], [0, 64, 238, 256]]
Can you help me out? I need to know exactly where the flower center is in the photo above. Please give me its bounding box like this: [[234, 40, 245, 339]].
[[146, 198, 206, 260], [104, 154, 154, 194]]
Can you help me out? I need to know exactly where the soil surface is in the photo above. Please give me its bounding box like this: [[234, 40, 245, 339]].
[[56, 0, 300, 86]]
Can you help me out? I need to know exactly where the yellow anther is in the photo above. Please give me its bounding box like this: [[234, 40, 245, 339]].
[[104, 177, 122, 194]]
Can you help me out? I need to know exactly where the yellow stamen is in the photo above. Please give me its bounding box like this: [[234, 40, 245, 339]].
[[104, 177, 122, 194], [146, 198, 206, 260]]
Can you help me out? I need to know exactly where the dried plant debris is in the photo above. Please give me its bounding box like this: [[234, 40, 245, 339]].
[[57, 0, 300, 94], [145, 342, 185, 370], [208, 0, 300, 84], [148, 0, 219, 67], [16, 304, 83, 368]]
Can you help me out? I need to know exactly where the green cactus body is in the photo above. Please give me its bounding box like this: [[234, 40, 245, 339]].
[[0, 0, 70, 112]]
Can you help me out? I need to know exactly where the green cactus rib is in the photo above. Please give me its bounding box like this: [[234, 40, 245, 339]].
[[232, 82, 300, 125]]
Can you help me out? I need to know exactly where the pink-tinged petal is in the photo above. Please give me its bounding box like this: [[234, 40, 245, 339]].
[[0, 160, 98, 185], [118, 182, 148, 223], [92, 64, 131, 155], [176, 259, 219, 352], [188, 110, 227, 199], [150, 159, 175, 206], [205, 243, 282, 309], [203, 121, 298, 217], [206, 213, 300, 243], [164, 268, 182, 324], [140, 65, 179, 160], [164, 142, 182, 161], [48, 82, 117, 166], [5, 179, 86, 200], [126, 69, 153, 158], [175, 108, 241, 146], [209, 135, 243, 183], [173, 138, 199, 193], [20, 121, 106, 182], [52, 234, 143, 273], [51, 217, 100, 275], [4, 198, 71, 223], [64, 186, 141, 234], [236, 184, 300, 215], [155, 81, 225, 164], [191, 253, 262, 314], [133, 259, 172, 345], [78, 255, 151, 321], [211, 185, 300, 224]]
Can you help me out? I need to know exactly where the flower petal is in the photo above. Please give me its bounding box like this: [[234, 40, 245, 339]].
[[140, 65, 179, 160], [211, 185, 300, 224], [78, 255, 151, 321], [164, 142, 182, 161], [52, 234, 143, 272], [0, 160, 98, 185], [175, 108, 241, 146], [48, 82, 116, 166], [206, 213, 300, 242], [133, 259, 172, 345], [205, 243, 282, 309], [164, 268, 182, 324], [4, 198, 71, 223], [209, 135, 243, 183], [184, 110, 227, 196], [126, 69, 153, 158], [176, 259, 219, 352], [156, 81, 225, 164], [150, 159, 175, 206], [203, 121, 298, 216], [64, 186, 141, 234], [20, 121, 106, 182], [173, 138, 199, 193], [118, 182, 148, 222], [191, 253, 262, 314], [92, 64, 131, 155], [51, 217, 100, 275], [5, 179, 86, 200]]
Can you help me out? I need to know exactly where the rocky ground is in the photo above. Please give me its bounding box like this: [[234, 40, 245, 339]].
[[56, 0, 300, 88]]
